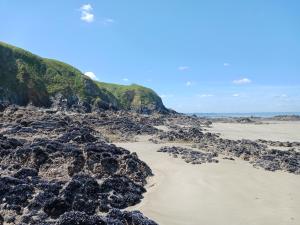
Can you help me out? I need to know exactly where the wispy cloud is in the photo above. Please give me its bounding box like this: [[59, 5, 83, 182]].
[[186, 81, 192, 86], [102, 18, 115, 26], [274, 94, 290, 100], [233, 78, 251, 85], [178, 66, 190, 71], [197, 94, 214, 98], [80, 4, 94, 23], [122, 78, 129, 82], [84, 71, 97, 80], [274, 94, 288, 98], [232, 93, 240, 97], [223, 63, 230, 67]]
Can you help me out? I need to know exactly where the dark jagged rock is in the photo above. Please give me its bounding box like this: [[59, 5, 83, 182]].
[[258, 139, 300, 148], [0, 107, 161, 142], [153, 115, 300, 175], [0, 108, 156, 224], [13, 168, 38, 179], [56, 209, 158, 225], [158, 146, 219, 164], [100, 157, 119, 174], [107, 209, 158, 225], [204, 138, 300, 174], [100, 176, 146, 209], [157, 126, 218, 143], [56, 211, 102, 225], [44, 197, 71, 218], [58, 127, 97, 144], [0, 214, 3, 225]]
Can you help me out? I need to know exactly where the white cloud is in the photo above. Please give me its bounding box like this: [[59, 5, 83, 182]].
[[232, 93, 240, 97], [274, 94, 288, 98], [178, 66, 190, 71], [80, 4, 94, 23], [122, 78, 129, 82], [102, 18, 115, 25], [233, 78, 251, 85], [186, 81, 192, 86], [81, 4, 92, 11], [84, 72, 97, 80], [223, 63, 230, 67], [198, 94, 214, 98], [81, 12, 94, 23]]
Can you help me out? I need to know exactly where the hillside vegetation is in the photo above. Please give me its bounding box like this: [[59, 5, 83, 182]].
[[97, 82, 166, 111], [0, 41, 168, 113]]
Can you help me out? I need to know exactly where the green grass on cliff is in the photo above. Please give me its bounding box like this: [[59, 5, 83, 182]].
[[96, 82, 164, 110], [0, 41, 166, 111]]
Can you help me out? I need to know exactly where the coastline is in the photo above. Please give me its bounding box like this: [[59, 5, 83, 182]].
[[1, 106, 299, 225], [190, 112, 300, 118], [116, 120, 300, 225]]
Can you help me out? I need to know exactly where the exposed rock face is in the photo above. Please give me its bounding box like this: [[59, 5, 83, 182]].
[[56, 209, 157, 225], [157, 126, 217, 143], [158, 146, 219, 164], [0, 106, 161, 142], [0, 108, 157, 224], [258, 139, 300, 148]]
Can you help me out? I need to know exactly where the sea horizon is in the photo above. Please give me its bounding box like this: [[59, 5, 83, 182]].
[[188, 112, 300, 118]]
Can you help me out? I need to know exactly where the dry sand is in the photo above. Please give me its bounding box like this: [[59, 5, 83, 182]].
[[208, 121, 300, 142], [115, 121, 300, 225]]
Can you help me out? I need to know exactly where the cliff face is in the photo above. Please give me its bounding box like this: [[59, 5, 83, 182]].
[[0, 41, 169, 113]]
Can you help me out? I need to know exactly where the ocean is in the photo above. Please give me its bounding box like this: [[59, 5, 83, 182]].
[[190, 112, 300, 118]]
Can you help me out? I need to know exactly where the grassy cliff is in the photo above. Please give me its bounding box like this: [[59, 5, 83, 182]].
[[97, 82, 166, 112], [0, 41, 168, 113]]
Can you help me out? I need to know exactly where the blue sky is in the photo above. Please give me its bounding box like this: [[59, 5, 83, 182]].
[[1, 0, 300, 113]]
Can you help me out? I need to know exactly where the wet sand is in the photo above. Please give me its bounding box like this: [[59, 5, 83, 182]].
[[116, 121, 300, 225]]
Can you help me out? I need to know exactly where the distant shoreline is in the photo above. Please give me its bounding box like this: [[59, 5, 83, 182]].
[[188, 112, 300, 118]]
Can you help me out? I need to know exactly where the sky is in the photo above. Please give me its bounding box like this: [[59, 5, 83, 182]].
[[1, 0, 300, 113]]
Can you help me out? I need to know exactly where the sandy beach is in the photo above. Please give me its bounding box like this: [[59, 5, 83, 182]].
[[116, 121, 300, 225], [208, 121, 300, 142]]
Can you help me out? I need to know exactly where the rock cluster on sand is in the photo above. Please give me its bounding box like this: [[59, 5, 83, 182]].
[[155, 124, 300, 174], [158, 146, 219, 164], [0, 106, 159, 142], [258, 139, 300, 148], [1, 105, 300, 224], [196, 138, 300, 174], [0, 107, 157, 225], [157, 126, 217, 143]]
